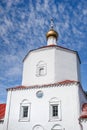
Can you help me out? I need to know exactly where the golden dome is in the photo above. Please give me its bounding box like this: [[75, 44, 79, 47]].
[[46, 29, 58, 39]]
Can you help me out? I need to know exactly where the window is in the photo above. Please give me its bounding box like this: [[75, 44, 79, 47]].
[[19, 100, 31, 121], [50, 104, 59, 120], [22, 106, 28, 118], [49, 98, 61, 121], [39, 67, 44, 75], [52, 105, 58, 117], [36, 61, 47, 76], [36, 90, 43, 98], [0, 120, 4, 124]]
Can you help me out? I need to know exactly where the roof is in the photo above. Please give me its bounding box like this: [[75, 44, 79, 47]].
[[7, 80, 79, 91], [23, 45, 81, 63], [0, 104, 6, 120], [80, 103, 87, 119], [80, 114, 87, 119]]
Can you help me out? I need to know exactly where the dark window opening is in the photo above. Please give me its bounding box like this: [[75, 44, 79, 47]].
[[52, 105, 58, 117], [23, 106, 28, 118]]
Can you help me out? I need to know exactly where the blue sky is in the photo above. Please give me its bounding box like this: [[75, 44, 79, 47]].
[[0, 0, 87, 103]]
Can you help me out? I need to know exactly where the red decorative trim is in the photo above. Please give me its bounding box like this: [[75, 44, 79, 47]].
[[80, 103, 87, 119], [7, 80, 79, 91], [80, 115, 87, 119]]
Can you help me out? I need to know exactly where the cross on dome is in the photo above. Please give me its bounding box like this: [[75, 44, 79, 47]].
[[46, 19, 58, 45], [50, 18, 54, 29]]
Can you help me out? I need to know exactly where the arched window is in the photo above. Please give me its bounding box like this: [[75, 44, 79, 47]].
[[36, 61, 47, 76], [49, 97, 62, 121], [19, 99, 31, 121], [51, 124, 62, 130]]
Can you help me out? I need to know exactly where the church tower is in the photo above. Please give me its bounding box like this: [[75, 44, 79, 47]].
[[22, 19, 81, 86]]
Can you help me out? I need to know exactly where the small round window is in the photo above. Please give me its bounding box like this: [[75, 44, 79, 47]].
[[36, 91, 43, 98]]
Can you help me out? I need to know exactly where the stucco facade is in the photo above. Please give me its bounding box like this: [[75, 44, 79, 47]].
[[3, 82, 85, 130], [0, 123, 4, 130]]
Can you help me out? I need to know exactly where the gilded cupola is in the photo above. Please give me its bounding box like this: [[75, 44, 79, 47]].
[[46, 19, 58, 45]]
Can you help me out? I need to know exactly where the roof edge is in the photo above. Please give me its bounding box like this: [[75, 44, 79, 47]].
[[23, 45, 81, 63], [7, 80, 79, 91]]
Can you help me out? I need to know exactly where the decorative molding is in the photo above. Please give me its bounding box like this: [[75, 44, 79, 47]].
[[7, 80, 79, 91]]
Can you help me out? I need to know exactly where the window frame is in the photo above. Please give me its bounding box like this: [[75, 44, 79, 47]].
[[19, 101, 31, 122], [49, 99, 61, 121], [36, 61, 47, 77]]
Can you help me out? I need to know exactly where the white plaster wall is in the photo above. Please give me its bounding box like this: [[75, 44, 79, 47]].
[[22, 48, 55, 86], [22, 47, 80, 86], [55, 48, 80, 82], [81, 121, 87, 130], [4, 84, 81, 130], [3, 91, 13, 130], [0, 122, 4, 130], [79, 86, 87, 108]]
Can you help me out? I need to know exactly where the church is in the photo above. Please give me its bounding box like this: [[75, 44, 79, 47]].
[[0, 20, 87, 130]]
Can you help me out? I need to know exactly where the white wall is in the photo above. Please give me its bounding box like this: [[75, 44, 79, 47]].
[[4, 84, 82, 130], [3, 91, 12, 130], [22, 46, 81, 86], [22, 47, 55, 86], [55, 48, 81, 82], [0, 122, 4, 130], [79, 86, 87, 109], [81, 121, 87, 130]]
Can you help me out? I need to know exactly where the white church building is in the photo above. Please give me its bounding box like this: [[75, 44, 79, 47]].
[[0, 20, 87, 130]]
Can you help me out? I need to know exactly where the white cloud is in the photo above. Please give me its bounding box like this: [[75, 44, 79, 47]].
[[44, 0, 49, 9], [6, 65, 22, 77], [83, 9, 87, 15], [0, 86, 7, 103], [58, 3, 65, 13], [72, 27, 83, 35]]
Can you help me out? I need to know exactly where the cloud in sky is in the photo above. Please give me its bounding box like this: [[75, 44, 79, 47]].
[[0, 0, 87, 102]]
